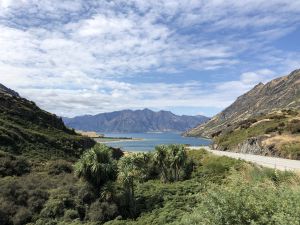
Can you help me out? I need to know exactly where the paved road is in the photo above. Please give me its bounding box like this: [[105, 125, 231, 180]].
[[188, 146, 300, 171]]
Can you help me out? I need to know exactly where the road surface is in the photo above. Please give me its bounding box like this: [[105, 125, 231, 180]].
[[188, 146, 300, 171]]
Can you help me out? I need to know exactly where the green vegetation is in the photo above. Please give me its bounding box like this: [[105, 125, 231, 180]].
[[0, 151, 31, 177], [281, 142, 300, 159], [215, 117, 286, 150], [0, 93, 95, 161], [1, 143, 300, 225], [214, 110, 300, 159], [74, 144, 118, 192]]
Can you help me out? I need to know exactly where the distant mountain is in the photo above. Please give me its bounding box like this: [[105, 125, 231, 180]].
[[63, 109, 209, 133], [185, 69, 300, 138], [0, 83, 95, 160]]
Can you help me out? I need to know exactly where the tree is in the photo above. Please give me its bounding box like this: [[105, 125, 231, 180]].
[[153, 145, 169, 182], [154, 144, 188, 182], [74, 144, 117, 193], [168, 144, 187, 181], [118, 154, 143, 218]]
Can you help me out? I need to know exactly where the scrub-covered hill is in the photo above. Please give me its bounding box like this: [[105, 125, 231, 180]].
[[0, 84, 95, 160]]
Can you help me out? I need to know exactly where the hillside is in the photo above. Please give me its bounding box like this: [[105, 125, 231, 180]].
[[63, 109, 209, 133], [185, 69, 300, 138], [0, 84, 95, 160], [214, 109, 300, 159]]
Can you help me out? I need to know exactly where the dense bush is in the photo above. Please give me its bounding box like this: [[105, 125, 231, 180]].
[[0, 177, 49, 225], [87, 201, 119, 222], [47, 160, 73, 175], [178, 175, 300, 225], [1, 145, 300, 225], [0, 151, 31, 177]]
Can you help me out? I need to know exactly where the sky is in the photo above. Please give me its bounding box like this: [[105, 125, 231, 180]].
[[0, 0, 299, 117]]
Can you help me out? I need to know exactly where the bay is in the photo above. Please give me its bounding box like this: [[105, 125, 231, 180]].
[[98, 132, 212, 152]]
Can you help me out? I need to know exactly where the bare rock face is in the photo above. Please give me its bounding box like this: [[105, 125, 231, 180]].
[[185, 69, 300, 137], [237, 137, 269, 155]]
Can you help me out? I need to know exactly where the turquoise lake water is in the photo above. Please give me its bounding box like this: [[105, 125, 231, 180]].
[[100, 132, 212, 152]]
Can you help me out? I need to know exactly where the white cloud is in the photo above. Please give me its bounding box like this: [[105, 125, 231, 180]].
[[0, 0, 299, 116]]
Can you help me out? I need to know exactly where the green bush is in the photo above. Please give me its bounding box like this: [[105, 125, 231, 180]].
[[63, 209, 79, 221], [47, 160, 73, 175], [178, 176, 300, 225], [87, 201, 119, 222], [12, 207, 32, 225], [40, 199, 65, 218], [194, 155, 243, 182], [0, 151, 31, 177]]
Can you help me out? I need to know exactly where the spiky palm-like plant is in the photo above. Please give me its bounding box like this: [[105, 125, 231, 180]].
[[153, 145, 169, 182], [74, 144, 117, 192], [168, 144, 187, 181], [118, 154, 143, 218]]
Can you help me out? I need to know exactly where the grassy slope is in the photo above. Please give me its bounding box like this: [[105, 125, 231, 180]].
[[0, 93, 95, 160], [214, 109, 300, 159]]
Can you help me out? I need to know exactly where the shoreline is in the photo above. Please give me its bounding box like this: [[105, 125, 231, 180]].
[[94, 137, 144, 143]]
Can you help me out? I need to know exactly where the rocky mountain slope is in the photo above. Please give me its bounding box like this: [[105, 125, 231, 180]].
[[64, 109, 209, 133], [0, 84, 95, 160], [185, 69, 300, 138], [213, 109, 300, 159]]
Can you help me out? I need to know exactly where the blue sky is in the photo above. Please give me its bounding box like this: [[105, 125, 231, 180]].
[[0, 0, 299, 117]]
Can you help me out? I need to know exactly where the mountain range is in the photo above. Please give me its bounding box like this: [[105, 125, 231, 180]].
[[63, 109, 209, 133], [185, 69, 300, 138]]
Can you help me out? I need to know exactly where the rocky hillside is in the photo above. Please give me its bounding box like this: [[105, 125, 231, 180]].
[[0, 84, 95, 160], [64, 109, 209, 133], [213, 109, 300, 159], [185, 69, 300, 138]]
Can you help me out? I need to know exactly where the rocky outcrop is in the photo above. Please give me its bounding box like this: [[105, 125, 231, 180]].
[[185, 69, 300, 137], [214, 136, 278, 157]]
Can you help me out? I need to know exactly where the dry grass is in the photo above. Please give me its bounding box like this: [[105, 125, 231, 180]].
[[250, 119, 271, 127], [76, 130, 104, 138], [263, 134, 300, 147]]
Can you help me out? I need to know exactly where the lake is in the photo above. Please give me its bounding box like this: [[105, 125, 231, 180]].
[[99, 132, 212, 152]]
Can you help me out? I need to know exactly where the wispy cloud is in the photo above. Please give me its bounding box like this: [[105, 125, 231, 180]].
[[0, 0, 299, 116]]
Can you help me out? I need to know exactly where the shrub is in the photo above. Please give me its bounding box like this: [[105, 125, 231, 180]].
[[268, 114, 286, 120], [12, 207, 32, 225], [63, 209, 79, 221], [87, 201, 119, 222], [281, 142, 300, 160], [195, 155, 243, 182], [178, 176, 300, 225], [47, 160, 73, 175], [40, 199, 65, 218], [265, 126, 278, 134], [0, 151, 31, 177], [109, 147, 124, 160], [287, 119, 300, 134]]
